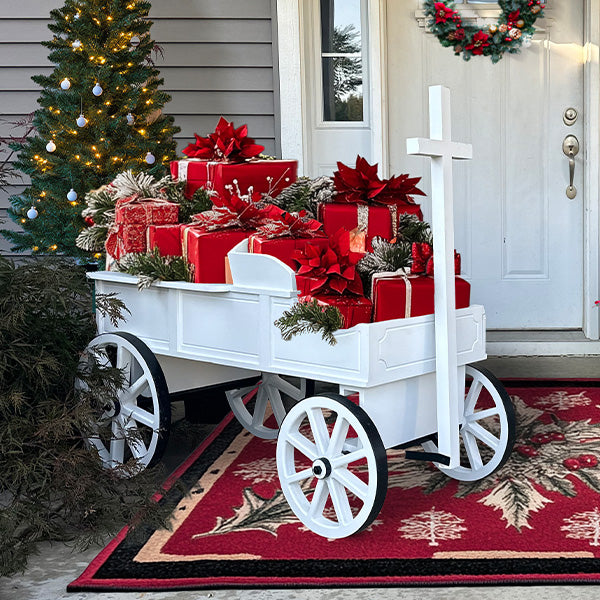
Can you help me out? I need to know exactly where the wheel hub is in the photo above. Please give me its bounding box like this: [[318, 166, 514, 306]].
[[312, 458, 332, 480], [103, 398, 121, 419]]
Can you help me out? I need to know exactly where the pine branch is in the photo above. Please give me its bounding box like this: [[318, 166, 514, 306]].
[[397, 214, 432, 245], [75, 225, 108, 252], [358, 237, 412, 294], [178, 187, 213, 223], [265, 176, 335, 217], [94, 293, 129, 328], [119, 248, 191, 290], [274, 299, 344, 345]]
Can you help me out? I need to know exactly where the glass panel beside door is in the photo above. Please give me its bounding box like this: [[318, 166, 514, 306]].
[[320, 0, 367, 122]]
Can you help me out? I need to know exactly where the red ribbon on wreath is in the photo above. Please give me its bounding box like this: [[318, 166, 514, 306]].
[[182, 117, 265, 161]]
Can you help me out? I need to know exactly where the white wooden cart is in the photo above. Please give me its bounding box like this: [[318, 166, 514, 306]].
[[84, 87, 516, 538]]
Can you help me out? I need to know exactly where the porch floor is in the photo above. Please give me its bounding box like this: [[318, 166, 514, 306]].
[[3, 356, 600, 600]]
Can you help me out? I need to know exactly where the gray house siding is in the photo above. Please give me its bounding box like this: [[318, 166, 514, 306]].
[[0, 0, 281, 255]]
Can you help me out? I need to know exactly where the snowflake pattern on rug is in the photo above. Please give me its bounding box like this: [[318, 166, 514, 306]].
[[387, 395, 600, 531], [398, 507, 467, 546]]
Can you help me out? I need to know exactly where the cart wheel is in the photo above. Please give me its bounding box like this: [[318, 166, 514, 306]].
[[277, 394, 387, 539], [226, 373, 309, 439], [77, 332, 170, 474], [422, 365, 516, 481]]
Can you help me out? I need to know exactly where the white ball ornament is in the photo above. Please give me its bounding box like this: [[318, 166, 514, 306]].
[[67, 188, 78, 202], [130, 35, 140, 47], [46, 140, 56, 153], [60, 78, 71, 90], [27, 206, 38, 220], [74, 12, 81, 20], [72, 39, 82, 49], [76, 114, 88, 127], [92, 83, 103, 96], [145, 152, 156, 165], [126, 112, 135, 125]]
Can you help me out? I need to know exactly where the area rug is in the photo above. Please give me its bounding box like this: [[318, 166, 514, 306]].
[[69, 380, 600, 591]]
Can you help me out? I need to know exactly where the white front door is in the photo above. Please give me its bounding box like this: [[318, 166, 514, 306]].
[[387, 0, 585, 329], [300, 0, 379, 176]]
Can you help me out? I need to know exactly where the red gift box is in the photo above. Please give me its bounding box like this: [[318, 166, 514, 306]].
[[182, 225, 252, 283], [318, 203, 423, 252], [147, 224, 182, 257], [115, 196, 179, 226], [248, 234, 329, 270], [170, 159, 298, 199], [105, 224, 146, 260], [303, 294, 373, 329], [371, 272, 471, 322]]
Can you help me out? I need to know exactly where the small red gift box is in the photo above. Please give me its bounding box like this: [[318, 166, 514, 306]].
[[115, 196, 179, 226], [248, 234, 329, 270], [303, 294, 373, 329], [147, 224, 182, 257], [318, 203, 423, 252], [105, 224, 146, 261], [371, 272, 471, 322], [182, 225, 252, 283], [170, 159, 298, 199]]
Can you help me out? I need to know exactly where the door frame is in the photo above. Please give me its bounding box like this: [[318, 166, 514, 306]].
[[276, 0, 388, 177], [276, 0, 600, 345]]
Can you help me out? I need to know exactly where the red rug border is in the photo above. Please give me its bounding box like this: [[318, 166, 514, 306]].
[[68, 380, 600, 592]]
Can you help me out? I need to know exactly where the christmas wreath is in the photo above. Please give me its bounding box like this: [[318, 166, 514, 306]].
[[423, 1, 545, 63]]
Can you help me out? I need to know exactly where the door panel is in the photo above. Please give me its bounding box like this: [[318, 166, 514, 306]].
[[386, 0, 584, 328]]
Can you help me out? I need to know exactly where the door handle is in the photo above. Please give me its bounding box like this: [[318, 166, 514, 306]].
[[563, 135, 580, 199]]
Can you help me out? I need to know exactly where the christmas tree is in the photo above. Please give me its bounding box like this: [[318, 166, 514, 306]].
[[2, 0, 180, 260]]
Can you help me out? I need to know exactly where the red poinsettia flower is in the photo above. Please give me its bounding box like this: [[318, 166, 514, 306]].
[[256, 209, 323, 239], [333, 156, 387, 204], [294, 228, 364, 296], [434, 2, 456, 24], [182, 117, 265, 161], [465, 30, 490, 55], [378, 174, 426, 206], [507, 10, 520, 25], [192, 189, 268, 231]]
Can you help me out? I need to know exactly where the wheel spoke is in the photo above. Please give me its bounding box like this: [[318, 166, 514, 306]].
[[251, 386, 269, 427], [328, 415, 350, 456], [331, 448, 367, 468], [333, 468, 369, 501], [124, 419, 148, 460], [116, 345, 132, 383], [461, 429, 483, 471], [283, 467, 314, 485], [307, 407, 330, 454], [467, 407, 499, 423], [126, 405, 158, 428], [466, 421, 500, 450], [308, 479, 328, 519], [110, 419, 125, 465], [88, 436, 110, 465], [273, 375, 305, 401], [464, 378, 484, 415], [125, 374, 149, 401], [327, 479, 353, 526], [267, 385, 287, 427], [287, 431, 318, 461]]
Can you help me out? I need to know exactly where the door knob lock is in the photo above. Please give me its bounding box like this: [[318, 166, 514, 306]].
[[562, 135, 579, 200]]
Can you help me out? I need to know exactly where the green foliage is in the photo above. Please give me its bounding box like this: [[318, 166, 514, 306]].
[[358, 237, 412, 293], [397, 213, 432, 245], [2, 0, 180, 260], [265, 176, 335, 218], [274, 299, 344, 346], [0, 256, 167, 577], [178, 187, 213, 223], [119, 247, 191, 289]]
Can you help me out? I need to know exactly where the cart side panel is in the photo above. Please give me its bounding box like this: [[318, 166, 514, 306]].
[[268, 299, 370, 386], [94, 279, 173, 354], [368, 305, 486, 385], [176, 290, 263, 370]]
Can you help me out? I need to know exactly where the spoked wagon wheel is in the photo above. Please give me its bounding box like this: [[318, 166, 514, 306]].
[[226, 373, 312, 439], [77, 332, 170, 474], [422, 365, 516, 481], [276, 394, 387, 539]]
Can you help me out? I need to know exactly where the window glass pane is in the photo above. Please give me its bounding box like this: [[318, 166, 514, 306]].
[[320, 0, 364, 122]]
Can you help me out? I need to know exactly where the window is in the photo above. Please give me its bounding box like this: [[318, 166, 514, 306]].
[[320, 0, 366, 122]]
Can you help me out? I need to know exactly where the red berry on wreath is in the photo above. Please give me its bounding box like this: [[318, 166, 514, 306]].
[[84, 216, 94, 226], [516, 445, 538, 457], [577, 454, 598, 468], [531, 434, 550, 444], [563, 458, 581, 471], [550, 432, 566, 442]]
